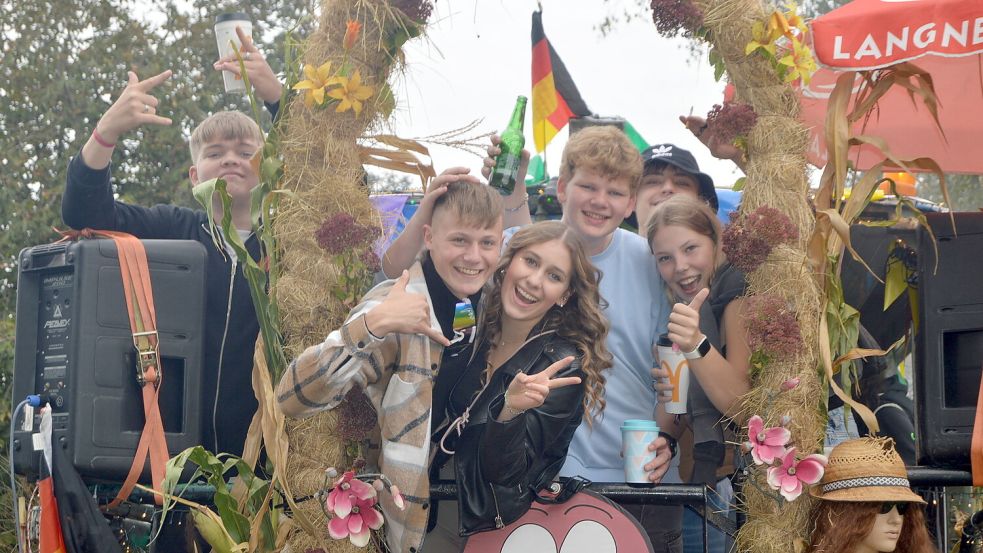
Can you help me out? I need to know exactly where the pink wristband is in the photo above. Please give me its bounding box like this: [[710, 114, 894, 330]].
[[92, 128, 116, 148]]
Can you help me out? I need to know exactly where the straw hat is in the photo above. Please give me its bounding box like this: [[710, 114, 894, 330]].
[[810, 437, 926, 504]]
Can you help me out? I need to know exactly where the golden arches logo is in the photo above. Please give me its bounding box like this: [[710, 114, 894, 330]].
[[661, 358, 689, 402]]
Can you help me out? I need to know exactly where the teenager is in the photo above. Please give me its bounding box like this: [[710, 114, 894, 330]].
[[61, 33, 282, 456], [647, 195, 751, 553]]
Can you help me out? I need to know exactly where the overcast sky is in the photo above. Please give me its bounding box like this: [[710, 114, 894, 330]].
[[385, 0, 743, 189]]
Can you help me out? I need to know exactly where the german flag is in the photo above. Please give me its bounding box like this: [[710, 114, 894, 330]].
[[531, 10, 590, 153]]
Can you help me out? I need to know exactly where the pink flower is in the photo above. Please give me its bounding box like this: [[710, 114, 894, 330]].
[[391, 485, 405, 510], [326, 471, 382, 546], [326, 471, 377, 518], [766, 448, 828, 501], [780, 377, 800, 391], [327, 493, 384, 547], [747, 415, 790, 465]]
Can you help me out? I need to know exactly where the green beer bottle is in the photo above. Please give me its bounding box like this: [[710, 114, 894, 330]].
[[488, 95, 528, 195]]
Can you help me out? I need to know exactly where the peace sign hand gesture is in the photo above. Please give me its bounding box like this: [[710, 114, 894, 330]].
[[364, 270, 450, 346], [502, 356, 581, 418], [666, 287, 709, 353]]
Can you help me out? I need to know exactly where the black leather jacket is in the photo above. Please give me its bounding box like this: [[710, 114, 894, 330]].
[[449, 329, 585, 536]]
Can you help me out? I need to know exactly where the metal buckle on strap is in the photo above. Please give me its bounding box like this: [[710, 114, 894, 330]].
[[133, 330, 160, 386]]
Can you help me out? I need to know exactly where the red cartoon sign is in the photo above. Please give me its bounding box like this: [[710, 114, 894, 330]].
[[462, 490, 653, 553]]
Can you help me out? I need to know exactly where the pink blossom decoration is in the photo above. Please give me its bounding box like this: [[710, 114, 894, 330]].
[[766, 448, 828, 501], [326, 471, 377, 519], [747, 415, 790, 465], [326, 471, 382, 547], [780, 377, 800, 391], [327, 493, 384, 547], [391, 485, 406, 510]]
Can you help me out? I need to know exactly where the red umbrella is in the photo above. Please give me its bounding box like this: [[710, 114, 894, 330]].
[[811, 0, 983, 70], [798, 0, 983, 174], [800, 53, 983, 173]]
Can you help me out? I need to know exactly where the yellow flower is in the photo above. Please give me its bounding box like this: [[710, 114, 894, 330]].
[[746, 20, 778, 56], [293, 61, 334, 107], [778, 38, 817, 85], [326, 70, 374, 116], [784, 2, 808, 35]]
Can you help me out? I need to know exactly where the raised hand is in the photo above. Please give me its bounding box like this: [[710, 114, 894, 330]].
[[503, 356, 581, 414], [213, 25, 281, 104], [480, 134, 531, 185], [364, 270, 450, 346], [96, 70, 173, 144], [666, 287, 709, 353], [418, 167, 483, 214], [679, 114, 743, 163]]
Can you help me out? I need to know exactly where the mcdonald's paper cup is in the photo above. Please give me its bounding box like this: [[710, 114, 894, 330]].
[[656, 333, 689, 415], [214, 13, 252, 93], [621, 419, 659, 484]]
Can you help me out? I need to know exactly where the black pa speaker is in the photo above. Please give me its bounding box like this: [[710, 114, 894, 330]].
[[914, 212, 983, 468], [12, 239, 207, 481]]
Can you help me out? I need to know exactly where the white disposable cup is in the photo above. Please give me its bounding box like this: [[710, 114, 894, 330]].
[[656, 334, 689, 415], [621, 420, 660, 484], [214, 13, 252, 93]]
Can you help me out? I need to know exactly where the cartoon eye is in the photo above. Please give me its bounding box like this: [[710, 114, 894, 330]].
[[558, 520, 617, 553], [501, 524, 558, 553]]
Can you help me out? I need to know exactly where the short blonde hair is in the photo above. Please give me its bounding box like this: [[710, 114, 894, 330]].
[[559, 126, 643, 194], [431, 180, 503, 230], [189, 111, 263, 163]]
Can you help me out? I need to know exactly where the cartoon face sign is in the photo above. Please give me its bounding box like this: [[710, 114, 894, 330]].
[[462, 490, 653, 553]]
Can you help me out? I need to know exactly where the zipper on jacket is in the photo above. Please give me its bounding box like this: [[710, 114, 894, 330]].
[[489, 482, 504, 529], [213, 257, 237, 452]]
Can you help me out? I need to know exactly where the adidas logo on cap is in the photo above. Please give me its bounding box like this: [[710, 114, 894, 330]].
[[650, 145, 673, 157]]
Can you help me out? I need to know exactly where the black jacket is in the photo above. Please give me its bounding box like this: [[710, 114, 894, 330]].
[[62, 155, 260, 457], [450, 329, 585, 535]]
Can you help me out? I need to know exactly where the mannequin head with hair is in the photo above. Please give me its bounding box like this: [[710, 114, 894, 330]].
[[807, 438, 938, 553]]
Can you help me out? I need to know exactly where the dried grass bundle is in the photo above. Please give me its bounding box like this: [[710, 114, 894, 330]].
[[693, 0, 825, 550], [274, 1, 427, 551]]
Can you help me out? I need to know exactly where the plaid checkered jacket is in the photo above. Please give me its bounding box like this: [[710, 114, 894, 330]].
[[277, 261, 442, 553]]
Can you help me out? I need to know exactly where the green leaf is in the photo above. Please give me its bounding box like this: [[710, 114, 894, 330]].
[[377, 82, 396, 119], [214, 493, 251, 543], [732, 177, 747, 191]]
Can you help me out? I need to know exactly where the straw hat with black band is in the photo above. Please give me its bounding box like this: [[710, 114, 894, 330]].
[[810, 437, 926, 504]]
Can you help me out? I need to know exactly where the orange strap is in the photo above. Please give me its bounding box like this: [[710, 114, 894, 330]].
[[972, 362, 983, 486], [61, 230, 169, 508]]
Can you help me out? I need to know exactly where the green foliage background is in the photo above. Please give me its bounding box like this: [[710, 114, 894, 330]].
[[0, 0, 312, 544]]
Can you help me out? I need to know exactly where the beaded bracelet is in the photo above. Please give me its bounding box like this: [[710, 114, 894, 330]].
[[502, 393, 527, 417], [504, 193, 529, 213]]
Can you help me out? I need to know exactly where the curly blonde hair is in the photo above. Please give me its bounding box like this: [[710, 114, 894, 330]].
[[478, 221, 612, 421], [559, 125, 643, 194]]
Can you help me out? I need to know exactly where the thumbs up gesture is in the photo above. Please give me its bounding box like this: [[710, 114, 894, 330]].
[[666, 288, 709, 354], [364, 271, 451, 346]]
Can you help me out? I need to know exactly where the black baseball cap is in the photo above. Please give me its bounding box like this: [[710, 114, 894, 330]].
[[641, 144, 718, 212]]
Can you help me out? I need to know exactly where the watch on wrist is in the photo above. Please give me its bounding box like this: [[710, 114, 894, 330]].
[[658, 431, 678, 458], [683, 336, 711, 360]]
